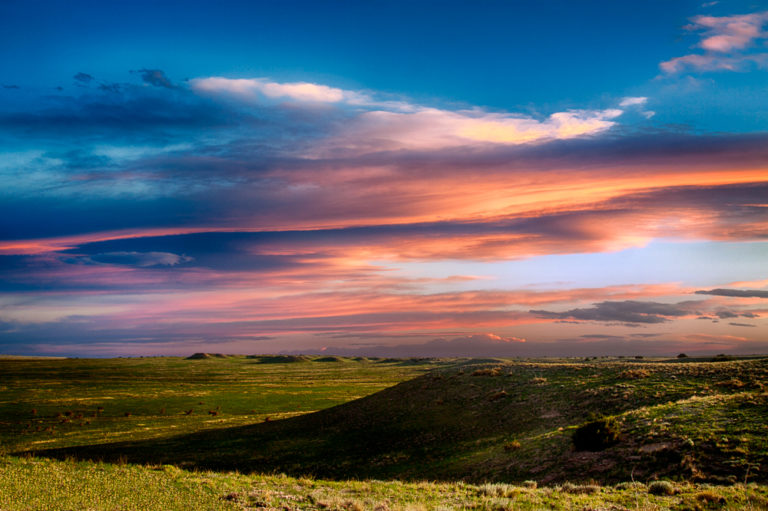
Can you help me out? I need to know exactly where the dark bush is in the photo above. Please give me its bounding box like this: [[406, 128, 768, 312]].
[[314, 356, 344, 362], [677, 353, 688, 358], [572, 417, 620, 451], [252, 355, 309, 364], [648, 480, 676, 496]]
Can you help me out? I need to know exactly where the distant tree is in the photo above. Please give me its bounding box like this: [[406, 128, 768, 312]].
[[677, 353, 688, 358]]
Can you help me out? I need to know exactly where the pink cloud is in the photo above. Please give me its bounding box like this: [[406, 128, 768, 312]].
[[661, 11, 768, 73], [192, 76, 626, 150], [191, 77, 359, 104], [661, 53, 768, 73], [692, 12, 768, 52], [323, 107, 622, 152]]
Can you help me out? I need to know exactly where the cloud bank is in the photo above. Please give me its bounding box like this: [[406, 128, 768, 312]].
[[0, 69, 766, 356]]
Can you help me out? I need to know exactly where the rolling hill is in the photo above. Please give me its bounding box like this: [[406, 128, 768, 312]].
[[30, 357, 768, 485]]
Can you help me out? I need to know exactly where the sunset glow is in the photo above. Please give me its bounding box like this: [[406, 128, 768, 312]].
[[1, 1, 766, 357]]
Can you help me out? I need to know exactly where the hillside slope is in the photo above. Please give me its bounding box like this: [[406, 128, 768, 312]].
[[31, 358, 768, 484]]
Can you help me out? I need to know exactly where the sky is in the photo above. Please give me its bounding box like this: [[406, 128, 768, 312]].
[[1, 0, 767, 357]]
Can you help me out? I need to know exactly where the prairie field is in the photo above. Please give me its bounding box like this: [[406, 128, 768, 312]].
[[1, 354, 767, 510]]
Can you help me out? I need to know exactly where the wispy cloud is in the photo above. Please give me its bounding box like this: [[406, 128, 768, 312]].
[[135, 69, 177, 89], [661, 11, 768, 73], [696, 288, 768, 298], [192, 77, 365, 104], [619, 97, 647, 107], [530, 300, 698, 324], [2, 70, 767, 354], [192, 76, 626, 149]]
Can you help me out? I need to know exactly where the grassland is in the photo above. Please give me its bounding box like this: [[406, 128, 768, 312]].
[[0, 355, 442, 454], [1, 354, 767, 510], [3, 455, 768, 510]]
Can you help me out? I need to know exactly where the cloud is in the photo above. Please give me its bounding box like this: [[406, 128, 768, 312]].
[[661, 11, 768, 73], [619, 97, 647, 107], [684, 333, 747, 343], [729, 322, 756, 327], [531, 300, 695, 324], [192, 76, 626, 149], [136, 69, 176, 89], [191, 77, 367, 104], [89, 251, 193, 267], [98, 83, 121, 93], [309, 333, 527, 358], [660, 53, 768, 73], [337, 107, 623, 151], [695, 288, 768, 298], [693, 12, 768, 52], [618, 96, 654, 119], [74, 72, 94, 84], [1, 72, 767, 355]]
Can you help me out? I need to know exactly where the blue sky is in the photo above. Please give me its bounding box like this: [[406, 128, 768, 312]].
[[1, 0, 767, 357]]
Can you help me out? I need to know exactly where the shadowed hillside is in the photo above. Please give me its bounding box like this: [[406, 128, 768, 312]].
[[30, 358, 768, 484]]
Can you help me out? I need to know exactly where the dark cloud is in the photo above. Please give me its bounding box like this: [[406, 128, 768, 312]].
[[345, 131, 768, 175], [696, 288, 768, 298], [135, 69, 176, 89], [0, 87, 232, 144], [46, 149, 114, 170], [98, 83, 121, 93], [89, 251, 193, 267], [707, 308, 761, 320], [297, 332, 767, 358], [530, 300, 694, 324], [2, 84, 20, 89], [729, 323, 756, 327], [73, 72, 94, 84], [299, 333, 530, 358]]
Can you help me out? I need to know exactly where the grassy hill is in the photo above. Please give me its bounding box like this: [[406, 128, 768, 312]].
[[0, 355, 446, 454], [28, 357, 768, 485]]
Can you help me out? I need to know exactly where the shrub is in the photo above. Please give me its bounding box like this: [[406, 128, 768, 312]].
[[489, 390, 508, 401], [314, 356, 344, 362], [620, 368, 650, 379], [677, 353, 688, 358], [695, 490, 725, 504], [572, 417, 620, 451], [478, 483, 518, 498], [503, 440, 521, 451], [472, 366, 503, 376], [648, 480, 676, 496], [522, 480, 537, 489], [616, 482, 645, 490], [253, 355, 310, 364], [719, 378, 745, 389]]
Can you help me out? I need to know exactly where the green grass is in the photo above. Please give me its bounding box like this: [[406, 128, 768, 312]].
[[3, 455, 768, 510], [2, 355, 768, 510], [0, 355, 447, 454], [16, 356, 768, 485]]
